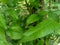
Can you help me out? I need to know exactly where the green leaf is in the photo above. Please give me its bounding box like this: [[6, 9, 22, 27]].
[[0, 28, 9, 45], [26, 14, 40, 25], [6, 0, 18, 7], [53, 10, 60, 15], [7, 24, 23, 39], [29, 0, 35, 3], [7, 31, 22, 40], [20, 19, 60, 42], [37, 39, 44, 45], [38, 10, 48, 16], [8, 9, 19, 21], [45, 39, 49, 45], [48, 11, 59, 22], [56, 29, 60, 35], [29, 0, 39, 8], [0, 0, 18, 7], [0, 0, 7, 4], [0, 13, 6, 29], [23, 41, 33, 45]]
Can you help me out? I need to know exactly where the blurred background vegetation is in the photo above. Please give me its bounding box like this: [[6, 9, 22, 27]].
[[0, 0, 60, 45]]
